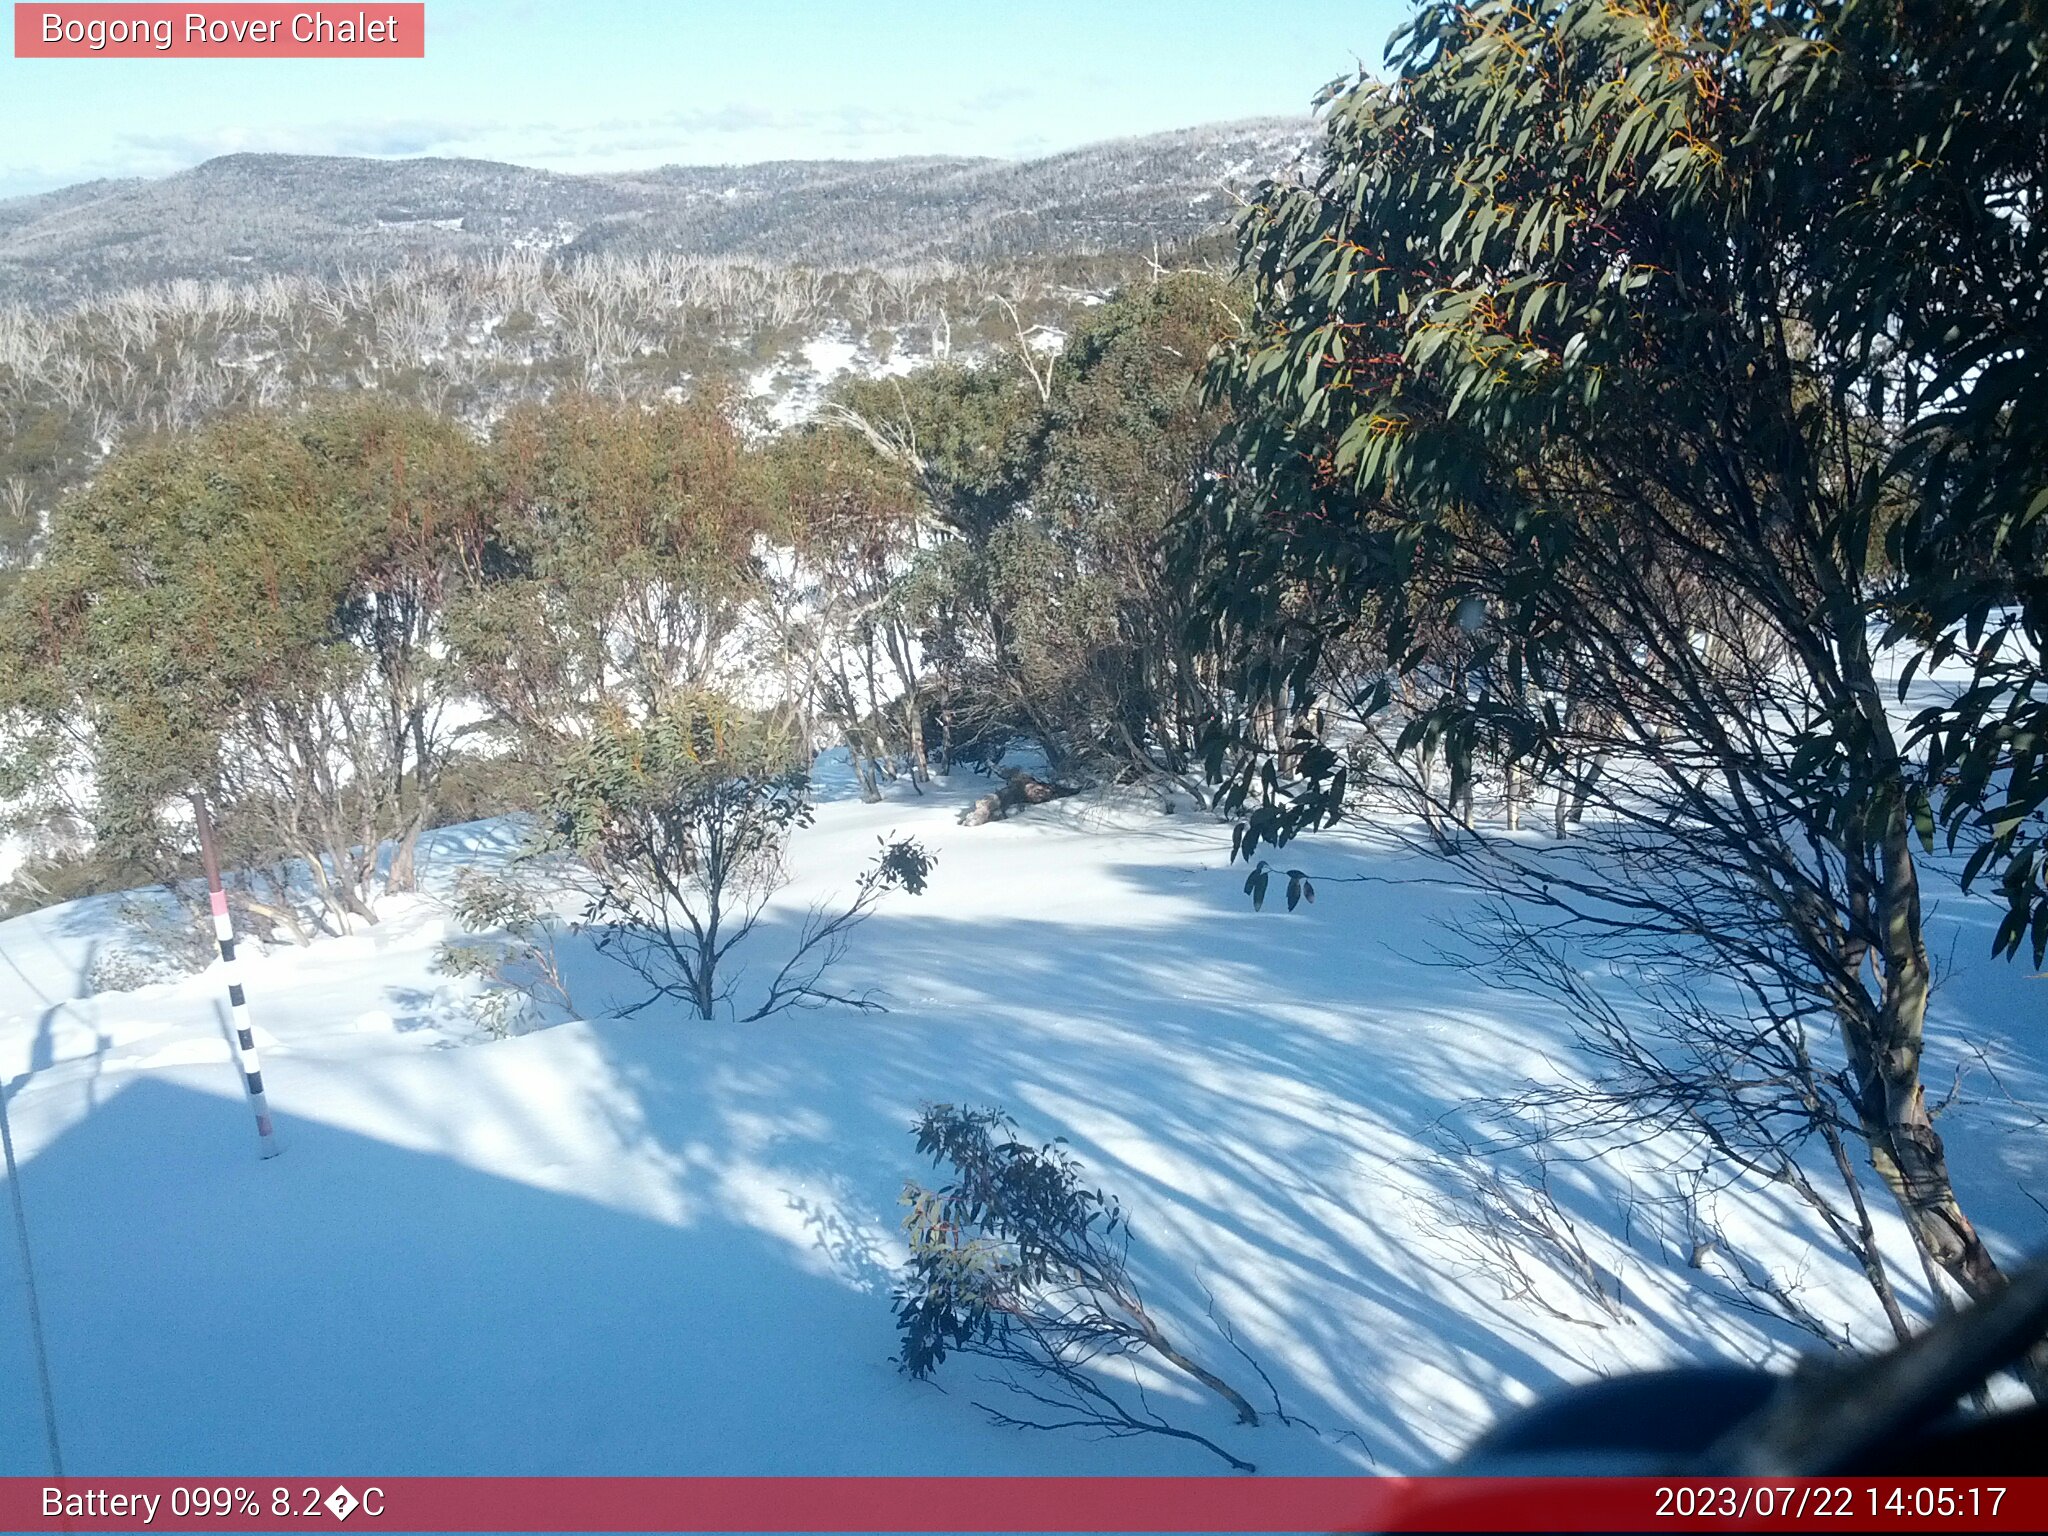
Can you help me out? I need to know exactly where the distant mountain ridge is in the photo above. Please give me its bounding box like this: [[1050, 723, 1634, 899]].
[[0, 118, 1316, 306]]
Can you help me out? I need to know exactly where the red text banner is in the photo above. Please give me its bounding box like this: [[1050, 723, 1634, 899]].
[[1, 1476, 2044, 1532], [14, 4, 424, 57]]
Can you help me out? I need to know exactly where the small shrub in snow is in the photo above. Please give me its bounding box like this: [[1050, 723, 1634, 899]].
[[434, 867, 577, 1039], [87, 892, 219, 993], [87, 946, 176, 995], [546, 697, 933, 1020], [119, 893, 220, 974], [895, 1103, 1262, 1472]]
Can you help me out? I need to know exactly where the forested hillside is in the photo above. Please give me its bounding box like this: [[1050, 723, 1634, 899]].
[[0, 245, 1163, 574], [0, 117, 1311, 575], [0, 118, 1310, 305]]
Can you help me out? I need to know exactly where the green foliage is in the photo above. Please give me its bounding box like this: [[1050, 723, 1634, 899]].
[[434, 865, 577, 1038], [0, 842, 157, 920], [829, 364, 1045, 536], [2, 413, 357, 857], [896, 1103, 1126, 1378], [1186, 0, 2048, 974], [870, 834, 935, 897], [996, 273, 1241, 773], [1037, 273, 1238, 535], [791, 276, 1243, 781], [894, 1102, 1262, 1470], [452, 393, 775, 752], [545, 696, 809, 879], [542, 695, 806, 1020], [1237, 860, 1314, 914], [0, 403, 94, 581], [1183, 0, 1987, 857], [87, 892, 218, 994], [764, 419, 934, 790], [1182, 0, 2037, 1311], [541, 694, 934, 1021], [0, 396, 482, 909], [423, 751, 547, 827], [1826, 0, 2048, 957]]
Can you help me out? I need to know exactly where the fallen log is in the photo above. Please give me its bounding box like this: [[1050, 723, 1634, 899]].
[[959, 770, 1080, 826]]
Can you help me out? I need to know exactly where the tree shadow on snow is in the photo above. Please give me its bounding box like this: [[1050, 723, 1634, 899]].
[[0, 1073, 1294, 1476], [532, 842, 1871, 1473]]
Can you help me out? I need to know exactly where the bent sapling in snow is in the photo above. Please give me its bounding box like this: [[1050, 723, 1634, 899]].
[[894, 1103, 1263, 1473]]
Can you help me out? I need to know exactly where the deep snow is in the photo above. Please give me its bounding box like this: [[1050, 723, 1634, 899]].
[[0, 762, 2043, 1477]]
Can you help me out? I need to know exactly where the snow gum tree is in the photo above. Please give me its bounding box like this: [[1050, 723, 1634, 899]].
[[786, 276, 1245, 784], [544, 693, 933, 1021], [1799, 4, 2048, 971], [0, 397, 482, 932], [1183, 0, 2036, 1323], [765, 427, 937, 798], [804, 361, 1049, 774], [449, 392, 777, 767], [1016, 272, 1240, 785]]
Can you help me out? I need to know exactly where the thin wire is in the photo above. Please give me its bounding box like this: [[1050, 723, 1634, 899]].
[[0, 1075, 64, 1478]]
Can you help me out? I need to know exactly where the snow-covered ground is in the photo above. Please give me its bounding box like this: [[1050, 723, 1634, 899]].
[[0, 762, 2043, 1477], [747, 331, 930, 429]]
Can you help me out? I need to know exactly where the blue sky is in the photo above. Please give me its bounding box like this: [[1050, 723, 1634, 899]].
[[0, 2, 1410, 199]]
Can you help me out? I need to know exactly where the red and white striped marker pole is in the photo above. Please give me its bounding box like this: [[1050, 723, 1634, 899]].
[[192, 795, 281, 1159]]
